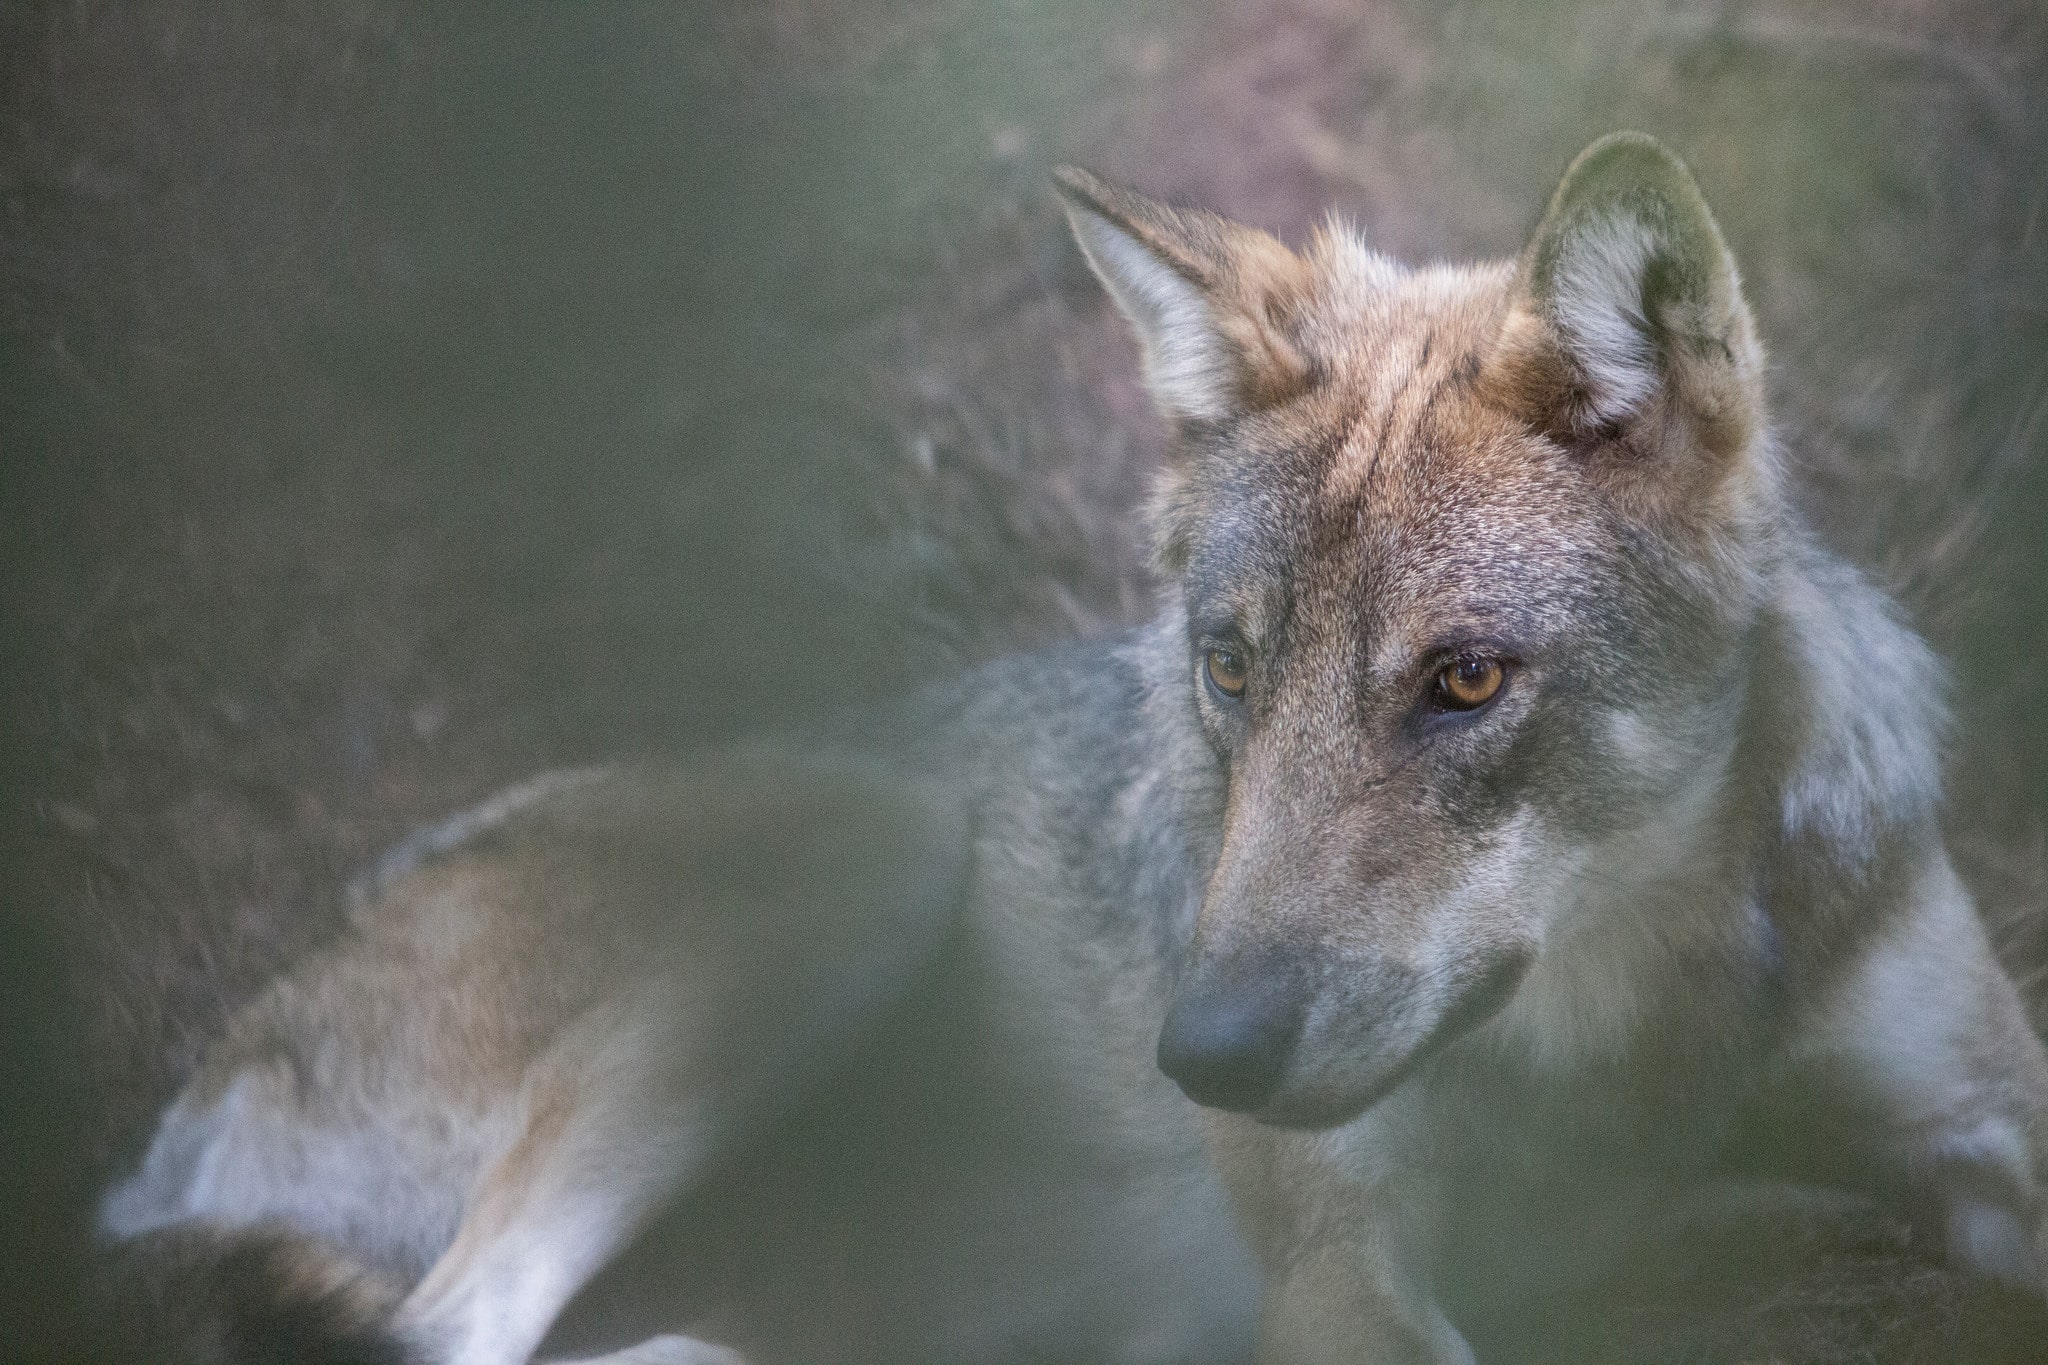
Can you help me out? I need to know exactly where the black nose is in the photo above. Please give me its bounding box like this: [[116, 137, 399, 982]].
[[1157, 972, 1305, 1112]]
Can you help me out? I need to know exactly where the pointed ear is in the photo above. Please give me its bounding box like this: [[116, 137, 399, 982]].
[[1054, 166, 1313, 427], [1488, 133, 1765, 485]]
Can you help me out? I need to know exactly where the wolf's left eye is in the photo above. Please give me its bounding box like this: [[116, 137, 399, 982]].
[[1435, 657, 1506, 711]]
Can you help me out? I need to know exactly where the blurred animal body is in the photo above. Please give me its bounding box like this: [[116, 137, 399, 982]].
[[100, 135, 2048, 1364]]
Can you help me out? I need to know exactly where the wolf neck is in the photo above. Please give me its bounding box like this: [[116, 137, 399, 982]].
[[1488, 525, 1950, 1071], [1760, 533, 1947, 866]]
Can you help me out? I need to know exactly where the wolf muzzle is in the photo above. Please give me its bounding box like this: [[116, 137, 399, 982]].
[[1157, 943, 1534, 1125]]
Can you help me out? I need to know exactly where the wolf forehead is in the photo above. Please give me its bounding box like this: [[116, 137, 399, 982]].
[[1174, 252, 1627, 648], [1058, 139, 1772, 670]]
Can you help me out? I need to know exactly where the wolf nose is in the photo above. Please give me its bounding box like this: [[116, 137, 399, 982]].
[[1156, 976, 1305, 1112]]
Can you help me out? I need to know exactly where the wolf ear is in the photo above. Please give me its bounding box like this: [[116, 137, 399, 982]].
[[1054, 166, 1312, 427], [1492, 133, 1765, 482]]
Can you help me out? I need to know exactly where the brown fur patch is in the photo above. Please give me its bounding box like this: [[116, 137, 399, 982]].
[[1055, 165, 1317, 413]]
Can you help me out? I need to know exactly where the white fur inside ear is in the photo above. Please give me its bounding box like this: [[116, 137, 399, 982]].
[[1068, 212, 1235, 423], [1548, 213, 1661, 427]]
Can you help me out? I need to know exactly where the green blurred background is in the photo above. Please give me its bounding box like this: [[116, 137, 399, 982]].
[[5, 1, 2045, 1358]]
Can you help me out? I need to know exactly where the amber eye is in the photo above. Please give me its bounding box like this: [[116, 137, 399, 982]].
[[1436, 656, 1506, 711], [1205, 647, 1249, 699]]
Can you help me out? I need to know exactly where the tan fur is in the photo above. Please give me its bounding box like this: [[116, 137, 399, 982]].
[[1056, 166, 1316, 416]]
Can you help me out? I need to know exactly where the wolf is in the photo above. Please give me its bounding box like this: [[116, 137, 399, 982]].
[[98, 133, 2048, 1364]]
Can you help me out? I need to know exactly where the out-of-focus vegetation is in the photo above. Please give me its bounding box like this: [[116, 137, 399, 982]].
[[5, 1, 2045, 1358]]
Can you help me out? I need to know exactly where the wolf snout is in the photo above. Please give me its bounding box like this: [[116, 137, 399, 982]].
[[1157, 966, 1307, 1112]]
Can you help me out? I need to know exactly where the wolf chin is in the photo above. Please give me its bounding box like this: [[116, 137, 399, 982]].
[[99, 134, 2048, 1365]]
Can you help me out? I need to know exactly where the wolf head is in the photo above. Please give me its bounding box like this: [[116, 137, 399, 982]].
[[1059, 134, 1778, 1128]]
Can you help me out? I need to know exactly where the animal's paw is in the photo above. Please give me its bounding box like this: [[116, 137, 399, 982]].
[[1942, 1193, 2043, 1291], [551, 1334, 748, 1365]]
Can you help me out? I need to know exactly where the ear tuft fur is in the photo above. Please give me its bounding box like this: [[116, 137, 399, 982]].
[[1490, 132, 1765, 484], [1054, 166, 1312, 427]]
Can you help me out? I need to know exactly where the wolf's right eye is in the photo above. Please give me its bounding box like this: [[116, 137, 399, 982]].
[[1204, 648, 1249, 700], [1435, 657, 1506, 711]]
